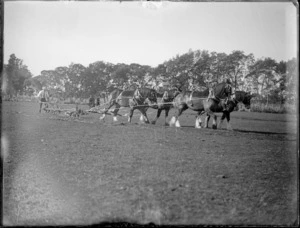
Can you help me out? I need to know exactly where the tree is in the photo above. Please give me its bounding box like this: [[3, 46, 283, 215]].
[[4, 54, 32, 95], [84, 61, 113, 96], [246, 58, 284, 104], [66, 63, 87, 98], [285, 58, 298, 103], [111, 64, 131, 86]]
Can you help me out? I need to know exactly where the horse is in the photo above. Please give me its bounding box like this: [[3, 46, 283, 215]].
[[202, 91, 253, 130], [169, 82, 232, 128], [150, 88, 182, 125], [99, 87, 157, 123]]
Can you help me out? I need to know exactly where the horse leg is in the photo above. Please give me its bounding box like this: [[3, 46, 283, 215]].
[[152, 108, 162, 125], [204, 113, 210, 128], [140, 108, 150, 124], [212, 114, 218, 129], [225, 112, 233, 130], [170, 107, 185, 127], [112, 103, 120, 122], [218, 112, 226, 129], [100, 101, 114, 121], [128, 107, 134, 123], [39, 102, 42, 113], [195, 112, 203, 129], [164, 108, 170, 126]]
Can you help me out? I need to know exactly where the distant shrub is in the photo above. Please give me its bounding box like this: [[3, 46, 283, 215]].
[[250, 102, 296, 114]]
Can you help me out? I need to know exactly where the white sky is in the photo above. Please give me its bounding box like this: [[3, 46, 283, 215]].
[[4, 1, 298, 76]]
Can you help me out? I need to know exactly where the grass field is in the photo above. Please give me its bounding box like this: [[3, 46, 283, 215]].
[[2, 101, 298, 225]]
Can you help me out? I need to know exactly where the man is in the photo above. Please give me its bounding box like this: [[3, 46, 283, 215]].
[[37, 86, 49, 113], [208, 79, 232, 111], [221, 79, 232, 111], [88, 95, 95, 108]]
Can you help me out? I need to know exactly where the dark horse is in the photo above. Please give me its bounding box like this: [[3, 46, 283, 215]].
[[100, 87, 157, 123], [149, 88, 181, 125], [170, 82, 233, 128], [202, 91, 253, 130]]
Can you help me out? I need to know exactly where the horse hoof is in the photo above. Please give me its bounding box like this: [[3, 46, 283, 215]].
[[151, 121, 156, 125], [212, 125, 217, 129]]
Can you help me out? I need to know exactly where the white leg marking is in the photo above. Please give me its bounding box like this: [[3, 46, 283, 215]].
[[175, 119, 181, 127], [140, 114, 145, 123], [113, 116, 118, 122], [169, 116, 176, 127], [212, 116, 217, 129], [100, 114, 106, 120], [195, 117, 201, 129]]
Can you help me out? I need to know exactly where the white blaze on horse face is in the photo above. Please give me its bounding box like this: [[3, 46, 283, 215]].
[[113, 116, 118, 122]]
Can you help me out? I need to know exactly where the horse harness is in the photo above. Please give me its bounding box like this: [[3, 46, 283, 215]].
[[132, 89, 156, 107]]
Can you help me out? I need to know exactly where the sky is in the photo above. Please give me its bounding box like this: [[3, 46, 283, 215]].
[[4, 1, 298, 76]]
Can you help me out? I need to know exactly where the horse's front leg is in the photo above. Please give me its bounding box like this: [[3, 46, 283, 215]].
[[169, 107, 185, 127], [218, 112, 226, 129], [225, 112, 232, 130], [112, 103, 120, 122], [152, 108, 162, 125], [128, 107, 135, 123], [140, 107, 150, 124], [204, 113, 210, 128], [100, 101, 114, 122], [164, 108, 170, 126], [212, 114, 218, 129]]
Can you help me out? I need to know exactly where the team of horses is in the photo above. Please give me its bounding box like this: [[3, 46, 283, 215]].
[[98, 82, 253, 130]]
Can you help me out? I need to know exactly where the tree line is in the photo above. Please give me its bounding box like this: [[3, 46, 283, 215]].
[[2, 50, 297, 104]]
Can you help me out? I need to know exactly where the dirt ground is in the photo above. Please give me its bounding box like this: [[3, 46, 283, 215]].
[[2, 101, 298, 226]]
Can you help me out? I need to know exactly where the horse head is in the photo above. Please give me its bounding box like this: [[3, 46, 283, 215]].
[[213, 82, 232, 100], [134, 88, 157, 105], [234, 91, 253, 109], [162, 89, 181, 102]]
